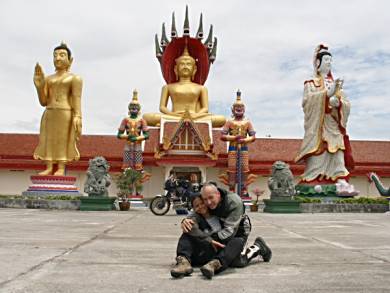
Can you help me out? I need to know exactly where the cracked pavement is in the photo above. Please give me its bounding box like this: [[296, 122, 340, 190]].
[[0, 209, 389, 293]]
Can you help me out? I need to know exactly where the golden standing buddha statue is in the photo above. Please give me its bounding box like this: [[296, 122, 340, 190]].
[[33, 42, 83, 176], [143, 7, 225, 128]]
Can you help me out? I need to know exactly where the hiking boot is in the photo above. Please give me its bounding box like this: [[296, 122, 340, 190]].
[[170, 256, 193, 278], [255, 237, 272, 262], [200, 259, 222, 279], [246, 237, 272, 262]]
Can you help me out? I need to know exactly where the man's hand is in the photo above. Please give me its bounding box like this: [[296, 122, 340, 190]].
[[211, 240, 225, 251], [181, 219, 194, 233]]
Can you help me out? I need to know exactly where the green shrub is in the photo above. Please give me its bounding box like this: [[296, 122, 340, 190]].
[[114, 168, 143, 200], [295, 196, 322, 203]]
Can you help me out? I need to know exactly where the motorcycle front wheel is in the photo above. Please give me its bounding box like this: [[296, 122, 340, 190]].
[[149, 196, 171, 216]]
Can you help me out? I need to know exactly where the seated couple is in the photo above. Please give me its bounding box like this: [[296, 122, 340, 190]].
[[171, 183, 272, 279]]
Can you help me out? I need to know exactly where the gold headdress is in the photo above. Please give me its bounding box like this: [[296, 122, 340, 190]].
[[175, 44, 195, 63], [129, 89, 141, 108], [233, 89, 245, 106]]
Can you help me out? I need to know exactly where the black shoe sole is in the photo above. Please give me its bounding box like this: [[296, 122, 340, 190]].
[[200, 267, 214, 279], [263, 250, 272, 262], [255, 237, 272, 262], [170, 269, 193, 278]]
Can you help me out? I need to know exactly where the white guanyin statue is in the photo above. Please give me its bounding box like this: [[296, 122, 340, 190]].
[[295, 44, 358, 196]]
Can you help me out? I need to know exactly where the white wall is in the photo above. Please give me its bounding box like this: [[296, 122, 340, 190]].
[[1, 168, 389, 199], [0, 170, 36, 195], [142, 166, 166, 198]]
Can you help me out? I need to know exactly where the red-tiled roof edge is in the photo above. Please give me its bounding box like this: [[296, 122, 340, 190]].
[[1, 133, 389, 176]]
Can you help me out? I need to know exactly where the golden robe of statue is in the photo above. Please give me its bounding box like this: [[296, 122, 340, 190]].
[[33, 43, 82, 176]]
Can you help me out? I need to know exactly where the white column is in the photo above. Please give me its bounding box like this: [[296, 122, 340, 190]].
[[164, 165, 174, 180], [199, 167, 207, 183]]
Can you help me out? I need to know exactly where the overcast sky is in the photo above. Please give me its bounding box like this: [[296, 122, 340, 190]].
[[1, 0, 389, 140]]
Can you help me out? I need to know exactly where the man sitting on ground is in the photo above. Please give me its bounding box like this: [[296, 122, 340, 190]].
[[171, 183, 272, 279]]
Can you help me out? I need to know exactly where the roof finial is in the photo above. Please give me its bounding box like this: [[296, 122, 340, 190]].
[[161, 22, 169, 48], [155, 34, 162, 59], [196, 13, 204, 39], [209, 37, 217, 63], [171, 12, 177, 38], [204, 25, 213, 48], [183, 5, 190, 36]]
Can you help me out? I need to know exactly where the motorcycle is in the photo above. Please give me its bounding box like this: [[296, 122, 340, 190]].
[[149, 177, 200, 216]]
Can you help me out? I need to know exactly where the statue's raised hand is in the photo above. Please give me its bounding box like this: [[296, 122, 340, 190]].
[[33, 63, 45, 89]]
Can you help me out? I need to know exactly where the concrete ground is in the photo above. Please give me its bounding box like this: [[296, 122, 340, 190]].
[[0, 209, 389, 293]]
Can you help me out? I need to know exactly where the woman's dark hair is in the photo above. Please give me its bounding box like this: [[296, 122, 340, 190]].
[[190, 193, 202, 206]]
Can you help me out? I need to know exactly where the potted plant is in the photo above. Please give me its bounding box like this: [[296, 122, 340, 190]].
[[115, 168, 143, 211], [250, 188, 264, 212]]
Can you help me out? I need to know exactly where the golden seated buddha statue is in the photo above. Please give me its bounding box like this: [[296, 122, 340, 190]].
[[143, 7, 225, 128]]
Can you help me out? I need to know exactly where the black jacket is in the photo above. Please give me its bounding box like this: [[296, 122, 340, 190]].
[[209, 188, 247, 242]]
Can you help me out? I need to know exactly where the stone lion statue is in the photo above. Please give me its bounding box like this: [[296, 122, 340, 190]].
[[84, 156, 111, 197], [268, 161, 295, 198]]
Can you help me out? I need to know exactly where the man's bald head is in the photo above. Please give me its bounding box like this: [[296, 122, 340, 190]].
[[201, 183, 221, 210]]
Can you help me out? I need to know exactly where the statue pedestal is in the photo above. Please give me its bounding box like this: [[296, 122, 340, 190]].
[[128, 195, 148, 208], [80, 197, 116, 211], [296, 183, 337, 198], [296, 182, 358, 200], [241, 196, 252, 209], [22, 175, 82, 197], [263, 197, 301, 213]]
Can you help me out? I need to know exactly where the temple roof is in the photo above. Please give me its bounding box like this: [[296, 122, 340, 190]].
[[0, 132, 389, 176]]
